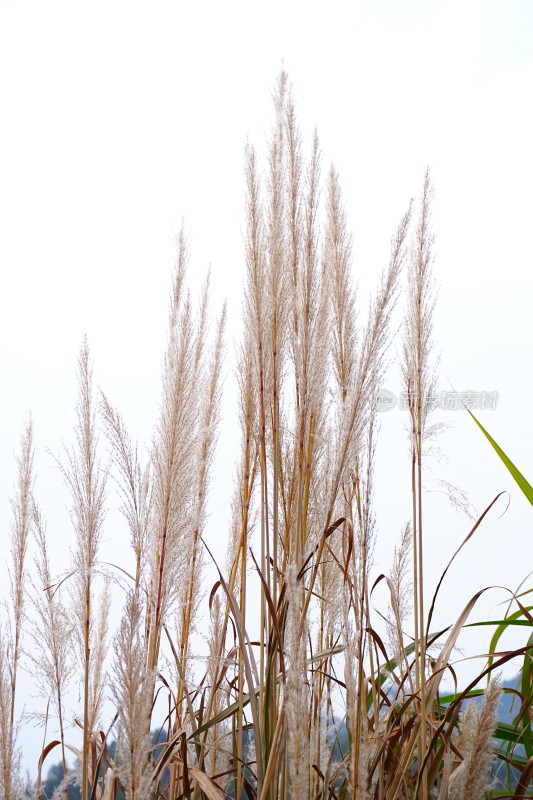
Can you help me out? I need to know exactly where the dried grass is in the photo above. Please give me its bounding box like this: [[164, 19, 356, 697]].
[[0, 72, 521, 800]]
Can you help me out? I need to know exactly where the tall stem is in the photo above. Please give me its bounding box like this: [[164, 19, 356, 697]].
[[81, 576, 91, 800]]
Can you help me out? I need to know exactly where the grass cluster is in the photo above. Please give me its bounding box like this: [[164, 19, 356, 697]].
[[1, 72, 532, 800]]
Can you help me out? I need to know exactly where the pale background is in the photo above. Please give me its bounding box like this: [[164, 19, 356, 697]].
[[0, 0, 532, 777]]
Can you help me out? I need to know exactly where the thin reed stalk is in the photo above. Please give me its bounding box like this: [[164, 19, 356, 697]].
[[56, 339, 107, 800], [0, 417, 34, 800], [2, 72, 524, 800], [401, 168, 438, 800], [30, 503, 73, 800]]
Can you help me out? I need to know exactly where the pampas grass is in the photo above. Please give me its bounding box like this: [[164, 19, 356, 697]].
[[55, 338, 108, 800], [28, 503, 73, 800], [0, 72, 525, 800], [447, 676, 502, 800], [0, 417, 34, 800]]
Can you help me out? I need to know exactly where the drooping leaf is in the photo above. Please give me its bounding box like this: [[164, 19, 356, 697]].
[[468, 409, 533, 505]]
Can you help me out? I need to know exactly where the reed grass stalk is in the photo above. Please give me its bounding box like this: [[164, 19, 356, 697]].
[[0, 72, 523, 800]]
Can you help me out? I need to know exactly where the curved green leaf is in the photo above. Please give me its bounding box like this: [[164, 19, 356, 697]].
[[468, 409, 533, 505]]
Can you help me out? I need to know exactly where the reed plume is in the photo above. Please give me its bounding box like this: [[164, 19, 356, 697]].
[[0, 416, 34, 800], [327, 163, 357, 404], [146, 228, 208, 674], [447, 676, 502, 799], [386, 521, 413, 682], [56, 338, 107, 800], [401, 167, 437, 800], [29, 503, 73, 800], [111, 590, 154, 800], [100, 395, 152, 592], [284, 563, 310, 798], [176, 296, 226, 690], [0, 71, 522, 800]]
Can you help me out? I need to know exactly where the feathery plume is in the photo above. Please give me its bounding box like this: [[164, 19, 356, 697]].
[[29, 504, 73, 800], [176, 299, 227, 687], [57, 338, 107, 800], [0, 416, 34, 800], [448, 676, 502, 800], [100, 396, 152, 590], [111, 590, 154, 800], [326, 164, 357, 402], [285, 564, 310, 798], [386, 521, 413, 678], [401, 168, 437, 800], [146, 227, 203, 672]]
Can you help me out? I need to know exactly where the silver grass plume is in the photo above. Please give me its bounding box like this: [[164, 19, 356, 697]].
[[223, 331, 258, 800], [87, 577, 110, 736], [225, 334, 257, 596], [342, 585, 372, 800], [146, 227, 206, 672], [326, 164, 357, 404], [348, 413, 379, 800], [342, 593, 359, 799], [0, 416, 34, 800], [176, 296, 227, 685], [402, 168, 438, 452], [206, 593, 230, 791], [284, 563, 310, 798], [291, 128, 330, 562], [271, 101, 332, 575], [267, 70, 290, 600], [58, 338, 107, 800], [29, 504, 73, 800], [100, 396, 152, 591], [447, 676, 502, 800], [386, 521, 413, 692], [401, 169, 437, 800], [323, 202, 412, 548], [111, 590, 154, 800]]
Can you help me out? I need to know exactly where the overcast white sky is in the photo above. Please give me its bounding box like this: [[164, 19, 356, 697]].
[[1, 0, 532, 775]]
